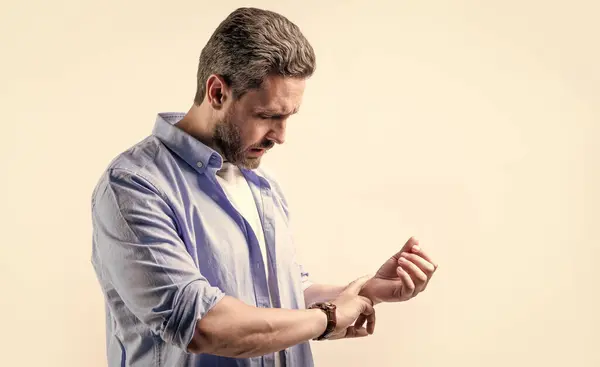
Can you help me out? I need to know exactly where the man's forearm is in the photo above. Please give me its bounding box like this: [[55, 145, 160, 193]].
[[303, 284, 345, 306], [304, 279, 380, 306], [188, 295, 327, 358]]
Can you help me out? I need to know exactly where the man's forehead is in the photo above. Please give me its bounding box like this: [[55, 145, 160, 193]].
[[254, 104, 300, 115], [257, 75, 303, 105], [244, 90, 302, 115]]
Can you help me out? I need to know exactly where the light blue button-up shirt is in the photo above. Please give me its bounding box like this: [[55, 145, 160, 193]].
[[91, 112, 315, 367]]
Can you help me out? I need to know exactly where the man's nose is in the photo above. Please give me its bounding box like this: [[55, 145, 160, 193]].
[[268, 120, 287, 145]]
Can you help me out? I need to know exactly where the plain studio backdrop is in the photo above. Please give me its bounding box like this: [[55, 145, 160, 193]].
[[1, 0, 598, 366]]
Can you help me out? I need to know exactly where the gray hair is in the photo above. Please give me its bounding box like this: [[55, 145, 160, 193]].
[[194, 7, 316, 104]]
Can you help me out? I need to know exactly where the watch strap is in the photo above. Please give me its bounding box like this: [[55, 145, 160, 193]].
[[308, 302, 337, 340]]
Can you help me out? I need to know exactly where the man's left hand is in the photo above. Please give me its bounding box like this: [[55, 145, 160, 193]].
[[359, 237, 438, 305]]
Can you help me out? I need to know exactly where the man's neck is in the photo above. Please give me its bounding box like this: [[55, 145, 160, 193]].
[[175, 103, 217, 151]]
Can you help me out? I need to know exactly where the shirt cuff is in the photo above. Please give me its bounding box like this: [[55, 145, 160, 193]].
[[161, 279, 226, 351]]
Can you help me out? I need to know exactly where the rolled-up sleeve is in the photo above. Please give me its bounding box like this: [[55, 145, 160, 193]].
[[91, 168, 225, 350]]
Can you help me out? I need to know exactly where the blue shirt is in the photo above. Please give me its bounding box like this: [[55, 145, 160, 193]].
[[91, 112, 315, 367]]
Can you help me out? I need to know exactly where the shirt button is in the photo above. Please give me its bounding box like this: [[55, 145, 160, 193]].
[[196, 161, 204, 168]]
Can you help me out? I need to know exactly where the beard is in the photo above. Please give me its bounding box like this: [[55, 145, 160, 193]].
[[213, 110, 274, 169]]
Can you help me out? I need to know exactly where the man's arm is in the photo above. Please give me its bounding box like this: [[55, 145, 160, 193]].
[[188, 296, 327, 357], [92, 169, 373, 358], [304, 282, 381, 307], [304, 284, 345, 306], [190, 276, 375, 356]]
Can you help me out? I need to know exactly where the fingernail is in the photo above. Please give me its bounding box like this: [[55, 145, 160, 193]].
[[400, 252, 408, 258], [412, 246, 420, 252], [399, 257, 408, 262]]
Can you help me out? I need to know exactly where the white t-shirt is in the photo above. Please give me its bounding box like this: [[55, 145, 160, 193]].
[[215, 162, 269, 277], [215, 162, 282, 366]]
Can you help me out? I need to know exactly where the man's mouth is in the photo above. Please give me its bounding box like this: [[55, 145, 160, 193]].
[[248, 141, 273, 156], [249, 148, 266, 156]]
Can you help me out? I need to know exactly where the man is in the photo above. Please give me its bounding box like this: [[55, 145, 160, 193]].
[[91, 7, 437, 367]]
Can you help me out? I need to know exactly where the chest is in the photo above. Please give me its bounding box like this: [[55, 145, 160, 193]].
[[165, 169, 302, 307]]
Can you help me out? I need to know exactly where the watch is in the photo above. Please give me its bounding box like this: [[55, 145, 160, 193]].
[[308, 302, 337, 340]]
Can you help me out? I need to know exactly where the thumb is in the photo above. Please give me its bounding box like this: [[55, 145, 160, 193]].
[[392, 236, 419, 259], [344, 274, 373, 295]]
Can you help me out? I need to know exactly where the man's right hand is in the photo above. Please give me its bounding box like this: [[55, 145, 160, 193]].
[[327, 275, 376, 340]]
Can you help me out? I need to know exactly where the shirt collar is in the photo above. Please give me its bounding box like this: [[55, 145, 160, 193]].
[[152, 112, 224, 174]]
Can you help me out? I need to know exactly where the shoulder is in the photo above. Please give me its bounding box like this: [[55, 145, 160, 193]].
[[91, 136, 169, 207], [102, 136, 165, 177]]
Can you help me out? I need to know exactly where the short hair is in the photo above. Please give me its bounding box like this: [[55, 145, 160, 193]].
[[194, 7, 316, 104]]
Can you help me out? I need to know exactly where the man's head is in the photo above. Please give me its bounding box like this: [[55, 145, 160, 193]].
[[194, 7, 316, 169]]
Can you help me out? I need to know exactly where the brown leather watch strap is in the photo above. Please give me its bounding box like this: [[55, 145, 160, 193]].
[[308, 302, 337, 340]]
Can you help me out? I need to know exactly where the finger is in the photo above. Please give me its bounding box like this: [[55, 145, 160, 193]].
[[329, 326, 366, 340], [400, 253, 434, 291], [359, 295, 375, 315], [327, 330, 345, 340], [399, 252, 436, 275], [344, 326, 369, 339], [398, 257, 428, 292], [366, 309, 376, 335], [396, 266, 415, 297], [410, 246, 438, 270], [354, 300, 376, 333], [393, 236, 419, 259], [354, 313, 367, 329], [353, 326, 369, 338], [344, 275, 373, 295]]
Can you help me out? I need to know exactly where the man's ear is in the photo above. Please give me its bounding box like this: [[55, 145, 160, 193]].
[[205, 74, 230, 110]]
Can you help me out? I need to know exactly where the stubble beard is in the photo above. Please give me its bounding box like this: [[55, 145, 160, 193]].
[[213, 113, 262, 170]]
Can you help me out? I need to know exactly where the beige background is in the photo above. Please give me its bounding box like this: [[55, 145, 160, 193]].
[[1, 0, 598, 366]]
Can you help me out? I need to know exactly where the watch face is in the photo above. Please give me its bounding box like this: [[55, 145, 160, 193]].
[[323, 302, 336, 310], [310, 302, 334, 310]]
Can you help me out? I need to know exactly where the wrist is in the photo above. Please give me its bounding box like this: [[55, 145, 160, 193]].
[[367, 295, 382, 306], [307, 302, 337, 340], [359, 280, 382, 306], [308, 308, 328, 339]]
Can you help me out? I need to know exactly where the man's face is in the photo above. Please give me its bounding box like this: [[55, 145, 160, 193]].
[[213, 75, 305, 169]]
